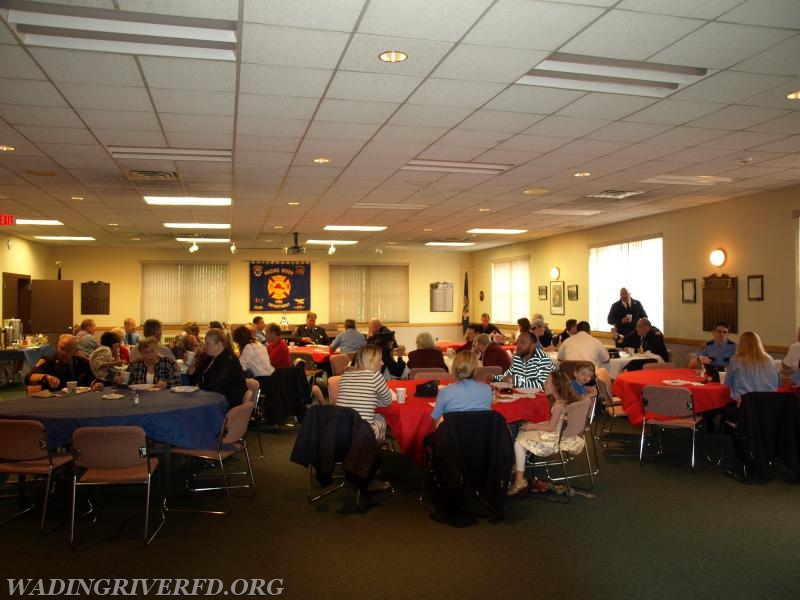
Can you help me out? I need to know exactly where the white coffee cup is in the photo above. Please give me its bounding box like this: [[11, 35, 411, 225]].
[[396, 388, 406, 404], [718, 371, 727, 385], [66, 380, 78, 394], [118, 371, 131, 384], [184, 351, 196, 366]]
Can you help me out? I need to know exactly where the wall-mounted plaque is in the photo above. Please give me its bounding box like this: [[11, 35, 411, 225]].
[[81, 281, 110, 315], [702, 274, 737, 333]]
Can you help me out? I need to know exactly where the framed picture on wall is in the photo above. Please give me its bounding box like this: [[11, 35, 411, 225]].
[[567, 284, 578, 301], [538, 285, 547, 300], [682, 278, 696, 303], [550, 281, 565, 315], [747, 275, 763, 301]]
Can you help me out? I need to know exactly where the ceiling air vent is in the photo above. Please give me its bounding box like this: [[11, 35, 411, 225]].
[[128, 170, 180, 181]]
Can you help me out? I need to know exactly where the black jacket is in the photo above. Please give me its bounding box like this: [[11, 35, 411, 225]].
[[194, 348, 247, 408], [265, 363, 309, 425], [736, 392, 800, 481], [607, 298, 647, 338]]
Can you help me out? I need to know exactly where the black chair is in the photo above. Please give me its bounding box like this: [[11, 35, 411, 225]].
[[262, 363, 309, 425], [424, 411, 514, 520]]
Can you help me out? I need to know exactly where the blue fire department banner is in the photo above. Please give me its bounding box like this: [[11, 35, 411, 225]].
[[250, 261, 310, 312]]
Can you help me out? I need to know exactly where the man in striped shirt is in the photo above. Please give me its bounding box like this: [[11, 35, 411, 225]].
[[495, 330, 556, 390]]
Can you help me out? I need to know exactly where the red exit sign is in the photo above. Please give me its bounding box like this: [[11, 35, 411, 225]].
[[0, 214, 14, 226]]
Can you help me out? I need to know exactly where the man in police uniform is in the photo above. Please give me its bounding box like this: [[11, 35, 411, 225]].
[[634, 318, 669, 362], [608, 287, 648, 348], [294, 311, 329, 345], [690, 321, 736, 369]]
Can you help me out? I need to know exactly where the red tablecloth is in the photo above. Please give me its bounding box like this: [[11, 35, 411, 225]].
[[290, 346, 331, 363], [435, 341, 463, 352], [377, 379, 549, 466], [613, 368, 731, 427]]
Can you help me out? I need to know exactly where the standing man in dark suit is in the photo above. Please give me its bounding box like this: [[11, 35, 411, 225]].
[[608, 287, 647, 348]]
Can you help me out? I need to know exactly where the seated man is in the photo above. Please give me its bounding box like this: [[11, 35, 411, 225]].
[[295, 311, 329, 345], [253, 315, 268, 344], [531, 314, 554, 347], [26, 334, 101, 391], [474, 333, 511, 372], [557, 321, 610, 366], [634, 318, 669, 362], [690, 320, 736, 369], [476, 312, 501, 336], [129, 318, 175, 361], [328, 319, 366, 355], [365, 317, 392, 345], [75, 318, 100, 356], [122, 317, 140, 346], [456, 325, 479, 353], [554, 319, 578, 348], [494, 330, 556, 391]]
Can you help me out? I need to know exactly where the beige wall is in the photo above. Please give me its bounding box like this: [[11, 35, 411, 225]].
[[473, 185, 800, 348], [0, 234, 54, 315]]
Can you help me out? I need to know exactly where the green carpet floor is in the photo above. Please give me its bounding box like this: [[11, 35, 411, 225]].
[[1, 422, 799, 599]]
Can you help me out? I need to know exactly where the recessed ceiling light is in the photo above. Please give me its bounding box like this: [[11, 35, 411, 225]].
[[144, 196, 231, 206], [175, 237, 231, 243], [313, 157, 331, 164], [107, 223, 118, 227], [273, 225, 283, 230], [70, 196, 84, 201], [305, 239, 358, 245], [574, 172, 591, 177], [423, 228, 432, 232], [324, 225, 387, 232], [16, 219, 63, 225], [425, 242, 476, 247], [379, 50, 408, 63], [287, 202, 300, 206], [164, 222, 230, 229], [35, 236, 95, 241], [478, 208, 491, 212], [0, 145, 15, 152], [131, 237, 141, 241], [523, 188, 549, 195], [786, 90, 800, 100], [467, 228, 527, 235]]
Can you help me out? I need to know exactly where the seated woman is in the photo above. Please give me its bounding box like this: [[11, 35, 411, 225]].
[[408, 332, 448, 371], [724, 331, 780, 408], [511, 317, 532, 344], [336, 345, 393, 442], [430, 351, 491, 424], [128, 337, 181, 389], [233, 324, 274, 395], [110, 327, 131, 363], [189, 328, 247, 408], [89, 330, 125, 385], [508, 371, 581, 495]]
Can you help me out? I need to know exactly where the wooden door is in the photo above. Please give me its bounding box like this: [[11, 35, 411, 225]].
[[31, 280, 73, 334], [3, 272, 32, 333]]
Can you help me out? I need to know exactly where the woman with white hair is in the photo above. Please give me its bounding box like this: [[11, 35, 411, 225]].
[[408, 332, 448, 371]]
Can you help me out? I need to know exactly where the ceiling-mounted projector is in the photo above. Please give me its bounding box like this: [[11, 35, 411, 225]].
[[283, 232, 306, 255]]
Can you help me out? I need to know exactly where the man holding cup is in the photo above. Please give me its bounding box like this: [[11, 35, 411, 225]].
[[26, 334, 103, 392]]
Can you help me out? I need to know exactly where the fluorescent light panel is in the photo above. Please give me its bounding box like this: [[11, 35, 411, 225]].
[[467, 228, 527, 235], [305, 239, 358, 245], [535, 209, 601, 216], [35, 236, 94, 241], [324, 225, 387, 232], [641, 175, 732, 186], [175, 237, 230, 243], [425, 241, 475, 247], [352, 203, 428, 211], [586, 190, 644, 200], [402, 159, 512, 175], [164, 222, 230, 229], [517, 52, 707, 98], [144, 196, 231, 206], [5, 0, 237, 61], [16, 219, 63, 225], [110, 147, 231, 161]]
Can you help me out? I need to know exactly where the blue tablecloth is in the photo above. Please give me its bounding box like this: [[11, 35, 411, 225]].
[[0, 388, 227, 449], [0, 343, 54, 367]]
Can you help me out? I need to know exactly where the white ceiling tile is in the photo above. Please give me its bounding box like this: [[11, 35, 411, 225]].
[[415, 145, 482, 162], [236, 135, 300, 152], [561, 9, 703, 60], [244, 0, 365, 30], [297, 138, 365, 156], [338, 34, 453, 77], [497, 135, 571, 153], [697, 130, 787, 150], [56, 82, 151, 111], [151, 89, 234, 116], [78, 109, 159, 131], [618, 0, 742, 19], [624, 99, 726, 125], [686, 105, 790, 130], [525, 116, 611, 138], [37, 143, 107, 160], [552, 139, 629, 157], [30, 48, 141, 86], [734, 35, 800, 77], [0, 104, 83, 128], [608, 143, 677, 160], [557, 93, 657, 120], [117, 0, 237, 19], [739, 82, 800, 110], [436, 128, 507, 149], [408, 79, 506, 108], [237, 94, 318, 120], [586, 121, 673, 143], [389, 104, 475, 128], [1, 79, 67, 107], [327, 71, 422, 103], [459, 110, 544, 133], [239, 64, 332, 97], [485, 86, 584, 114], [646, 126, 728, 147], [748, 112, 800, 135], [236, 117, 309, 137], [465, 0, 605, 51], [720, 0, 800, 29], [93, 129, 168, 147], [750, 135, 800, 153], [166, 133, 234, 148], [241, 23, 350, 69], [372, 125, 449, 144], [433, 45, 548, 84], [671, 71, 792, 103], [315, 99, 399, 123], [659, 146, 738, 163], [359, 0, 492, 42], [306, 121, 381, 141], [651, 23, 794, 70], [15, 125, 96, 144], [139, 57, 236, 92]]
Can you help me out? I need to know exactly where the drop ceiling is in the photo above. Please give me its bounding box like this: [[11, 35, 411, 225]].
[[0, 0, 798, 252]]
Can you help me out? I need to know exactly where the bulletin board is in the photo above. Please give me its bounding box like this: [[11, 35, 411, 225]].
[[702, 274, 737, 333]]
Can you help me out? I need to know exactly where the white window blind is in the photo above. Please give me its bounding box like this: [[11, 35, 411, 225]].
[[141, 263, 229, 324], [329, 265, 408, 323], [492, 257, 530, 323], [589, 237, 663, 332]]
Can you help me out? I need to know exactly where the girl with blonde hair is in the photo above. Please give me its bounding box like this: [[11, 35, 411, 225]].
[[724, 331, 779, 404]]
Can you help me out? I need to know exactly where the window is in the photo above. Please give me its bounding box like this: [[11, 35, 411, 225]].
[[329, 265, 408, 323], [589, 236, 663, 332], [492, 257, 530, 324], [141, 263, 228, 324]]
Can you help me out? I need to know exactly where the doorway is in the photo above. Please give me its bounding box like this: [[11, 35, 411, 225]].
[[2, 272, 31, 334]]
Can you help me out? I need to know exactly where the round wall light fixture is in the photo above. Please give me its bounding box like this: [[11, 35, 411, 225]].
[[550, 266, 560, 279], [709, 249, 726, 267]]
